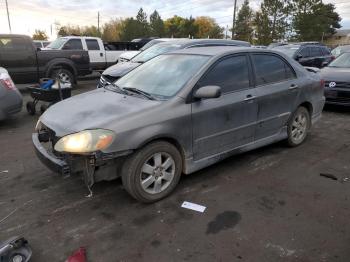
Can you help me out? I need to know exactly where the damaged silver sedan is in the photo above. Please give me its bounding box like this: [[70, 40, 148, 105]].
[[33, 47, 325, 203]]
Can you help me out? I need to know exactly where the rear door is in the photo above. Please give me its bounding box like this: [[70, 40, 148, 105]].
[[309, 46, 324, 68], [191, 54, 258, 160], [85, 38, 106, 70], [251, 53, 300, 140], [0, 36, 38, 84]]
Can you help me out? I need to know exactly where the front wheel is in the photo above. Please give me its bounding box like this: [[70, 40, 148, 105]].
[[121, 141, 182, 203], [287, 106, 311, 147]]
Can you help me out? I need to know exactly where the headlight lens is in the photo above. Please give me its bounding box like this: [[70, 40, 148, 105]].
[[54, 129, 115, 153]]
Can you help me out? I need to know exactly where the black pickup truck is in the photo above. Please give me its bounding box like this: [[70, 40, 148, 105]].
[[0, 34, 91, 86]]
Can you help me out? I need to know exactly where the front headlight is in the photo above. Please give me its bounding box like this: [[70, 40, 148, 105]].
[[35, 119, 42, 131], [54, 129, 115, 153]]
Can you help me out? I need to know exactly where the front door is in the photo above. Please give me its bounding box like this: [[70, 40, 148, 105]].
[[251, 53, 301, 140], [191, 54, 258, 160]]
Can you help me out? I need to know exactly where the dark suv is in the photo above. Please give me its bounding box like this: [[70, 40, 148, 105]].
[[274, 43, 334, 68]]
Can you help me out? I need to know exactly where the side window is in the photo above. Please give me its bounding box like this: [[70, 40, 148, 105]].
[[198, 55, 250, 94], [321, 47, 330, 55], [310, 47, 322, 57], [299, 47, 310, 58], [63, 39, 83, 50], [86, 39, 100, 50], [252, 54, 295, 86]]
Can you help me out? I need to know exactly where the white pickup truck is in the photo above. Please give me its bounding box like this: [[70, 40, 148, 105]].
[[45, 36, 139, 71]]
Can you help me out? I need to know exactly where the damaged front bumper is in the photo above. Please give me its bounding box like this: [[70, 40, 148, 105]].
[[33, 133, 71, 176], [32, 132, 132, 180]]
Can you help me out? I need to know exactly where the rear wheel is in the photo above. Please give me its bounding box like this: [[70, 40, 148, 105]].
[[287, 106, 310, 147], [121, 141, 182, 203], [26, 101, 36, 115]]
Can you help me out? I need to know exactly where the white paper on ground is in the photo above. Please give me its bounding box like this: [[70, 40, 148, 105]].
[[181, 201, 206, 213], [0, 170, 9, 174]]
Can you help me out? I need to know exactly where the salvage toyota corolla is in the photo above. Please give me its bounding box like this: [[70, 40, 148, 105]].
[[33, 46, 325, 203]]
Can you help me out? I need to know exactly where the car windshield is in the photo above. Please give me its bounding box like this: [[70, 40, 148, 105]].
[[115, 54, 210, 99], [328, 52, 350, 68], [46, 38, 67, 49], [275, 45, 300, 57], [131, 43, 182, 63], [140, 40, 162, 51]]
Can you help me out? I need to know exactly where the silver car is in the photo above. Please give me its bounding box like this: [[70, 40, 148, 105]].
[[0, 67, 23, 120], [33, 47, 325, 202]]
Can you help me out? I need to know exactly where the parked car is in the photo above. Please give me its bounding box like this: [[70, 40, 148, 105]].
[[98, 39, 251, 88], [0, 34, 91, 86], [320, 52, 350, 106], [331, 45, 350, 58], [33, 46, 325, 202], [118, 38, 184, 63], [45, 36, 140, 70], [0, 67, 23, 120], [274, 43, 334, 68], [34, 40, 51, 49]]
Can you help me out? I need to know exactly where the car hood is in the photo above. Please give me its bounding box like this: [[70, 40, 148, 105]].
[[102, 62, 141, 78], [320, 66, 350, 82], [40, 88, 160, 137]]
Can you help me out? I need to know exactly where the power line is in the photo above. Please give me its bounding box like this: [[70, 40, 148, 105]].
[[5, 0, 11, 33]]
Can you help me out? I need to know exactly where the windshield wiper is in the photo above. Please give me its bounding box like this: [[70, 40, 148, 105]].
[[122, 87, 156, 100], [105, 83, 127, 94]]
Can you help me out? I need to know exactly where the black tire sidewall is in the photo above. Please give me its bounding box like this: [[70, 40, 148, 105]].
[[287, 107, 310, 147], [122, 141, 182, 203]]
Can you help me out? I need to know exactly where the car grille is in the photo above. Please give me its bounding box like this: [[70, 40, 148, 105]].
[[99, 75, 119, 88], [325, 81, 350, 89]]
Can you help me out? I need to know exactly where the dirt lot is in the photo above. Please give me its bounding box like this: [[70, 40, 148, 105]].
[[1, 80, 350, 262]]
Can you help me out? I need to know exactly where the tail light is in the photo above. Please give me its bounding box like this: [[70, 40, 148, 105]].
[[0, 72, 16, 90]]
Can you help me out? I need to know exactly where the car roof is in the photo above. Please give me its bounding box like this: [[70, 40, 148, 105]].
[[166, 46, 263, 56], [154, 39, 250, 48]]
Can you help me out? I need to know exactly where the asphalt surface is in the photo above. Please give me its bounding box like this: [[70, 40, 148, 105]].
[[0, 80, 350, 262]]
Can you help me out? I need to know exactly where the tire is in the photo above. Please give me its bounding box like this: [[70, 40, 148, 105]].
[[287, 106, 311, 147], [121, 141, 183, 203], [50, 68, 75, 88], [26, 101, 36, 115], [40, 104, 49, 114]]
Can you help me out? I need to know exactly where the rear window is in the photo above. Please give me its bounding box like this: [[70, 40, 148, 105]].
[[252, 54, 295, 85], [0, 37, 30, 51], [86, 39, 100, 50]]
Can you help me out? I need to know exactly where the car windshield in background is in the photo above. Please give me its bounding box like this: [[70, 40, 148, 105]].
[[46, 38, 67, 49], [140, 40, 162, 51], [275, 45, 300, 57], [131, 43, 182, 63], [328, 52, 350, 68], [115, 54, 209, 99]]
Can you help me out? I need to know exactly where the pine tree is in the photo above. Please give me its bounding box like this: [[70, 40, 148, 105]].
[[234, 0, 254, 42]]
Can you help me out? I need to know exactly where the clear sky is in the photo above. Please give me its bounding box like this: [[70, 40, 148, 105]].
[[0, 0, 349, 40]]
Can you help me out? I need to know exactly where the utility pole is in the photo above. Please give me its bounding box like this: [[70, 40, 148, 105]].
[[97, 11, 100, 36], [232, 0, 237, 39], [5, 0, 12, 33]]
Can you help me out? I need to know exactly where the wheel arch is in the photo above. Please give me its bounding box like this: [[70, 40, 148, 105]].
[[137, 136, 187, 173], [298, 101, 313, 116], [46, 59, 78, 83]]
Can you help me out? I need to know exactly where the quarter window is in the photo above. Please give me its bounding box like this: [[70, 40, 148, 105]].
[[310, 47, 322, 57], [252, 54, 295, 85], [198, 55, 250, 94], [86, 39, 100, 50]]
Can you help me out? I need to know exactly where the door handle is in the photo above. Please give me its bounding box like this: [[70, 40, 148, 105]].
[[100, 53, 103, 57], [289, 84, 299, 90], [244, 94, 256, 101]]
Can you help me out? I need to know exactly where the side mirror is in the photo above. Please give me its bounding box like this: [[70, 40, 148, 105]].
[[36, 47, 41, 51], [296, 54, 303, 60], [62, 44, 70, 50], [194, 85, 221, 99]]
